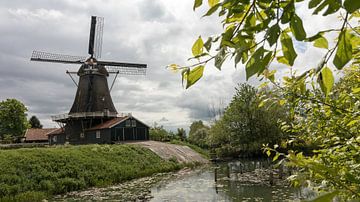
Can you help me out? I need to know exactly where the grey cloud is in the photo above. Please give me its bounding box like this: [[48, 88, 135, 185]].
[[138, 0, 172, 22]]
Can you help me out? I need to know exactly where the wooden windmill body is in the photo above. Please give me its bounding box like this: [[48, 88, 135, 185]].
[[31, 16, 149, 144]]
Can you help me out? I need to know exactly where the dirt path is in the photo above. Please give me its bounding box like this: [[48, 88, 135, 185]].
[[128, 141, 208, 164]]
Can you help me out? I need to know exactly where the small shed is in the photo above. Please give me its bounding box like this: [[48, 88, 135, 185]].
[[47, 116, 149, 145], [47, 128, 66, 145], [24, 128, 57, 143], [85, 116, 150, 144]]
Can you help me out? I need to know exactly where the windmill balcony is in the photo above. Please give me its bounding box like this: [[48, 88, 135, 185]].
[[51, 112, 132, 122]]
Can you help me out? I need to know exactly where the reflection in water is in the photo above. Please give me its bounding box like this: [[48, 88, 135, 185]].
[[151, 160, 302, 202]]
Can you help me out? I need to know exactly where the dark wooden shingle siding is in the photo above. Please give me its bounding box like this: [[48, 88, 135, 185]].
[[110, 118, 149, 142]]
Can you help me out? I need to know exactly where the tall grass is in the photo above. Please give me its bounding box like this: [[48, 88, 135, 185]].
[[0, 144, 181, 200]]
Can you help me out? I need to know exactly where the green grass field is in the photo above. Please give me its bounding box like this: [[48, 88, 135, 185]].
[[0, 144, 183, 201]]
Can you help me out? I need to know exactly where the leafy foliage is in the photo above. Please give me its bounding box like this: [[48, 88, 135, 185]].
[[170, 0, 359, 93], [0, 99, 29, 142], [208, 84, 288, 157], [188, 120, 210, 148], [29, 116, 43, 129], [266, 66, 360, 200], [176, 128, 187, 141]]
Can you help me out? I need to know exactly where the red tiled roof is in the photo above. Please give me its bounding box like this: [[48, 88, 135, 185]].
[[88, 116, 129, 130], [47, 128, 65, 135], [25, 128, 58, 141]]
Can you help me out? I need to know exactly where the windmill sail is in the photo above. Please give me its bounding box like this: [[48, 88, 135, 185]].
[[88, 16, 96, 56], [31, 51, 86, 64], [88, 16, 104, 58], [94, 16, 104, 59]]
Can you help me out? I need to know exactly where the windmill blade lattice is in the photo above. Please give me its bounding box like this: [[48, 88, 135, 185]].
[[31, 51, 87, 64], [94, 16, 104, 59], [105, 66, 146, 75]]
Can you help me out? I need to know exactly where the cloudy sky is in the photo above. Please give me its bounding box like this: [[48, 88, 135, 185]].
[[0, 0, 341, 131]]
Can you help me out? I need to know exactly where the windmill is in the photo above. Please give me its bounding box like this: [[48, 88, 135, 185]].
[[30, 16, 147, 144]]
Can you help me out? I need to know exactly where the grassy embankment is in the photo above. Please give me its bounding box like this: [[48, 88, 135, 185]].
[[0, 144, 196, 201]]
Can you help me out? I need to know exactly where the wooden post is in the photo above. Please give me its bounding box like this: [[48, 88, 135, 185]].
[[215, 167, 218, 182], [226, 164, 230, 178], [279, 164, 283, 180], [269, 166, 274, 186]]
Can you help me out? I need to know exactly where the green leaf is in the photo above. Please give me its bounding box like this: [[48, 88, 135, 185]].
[[280, 32, 297, 66], [344, 0, 360, 13], [204, 37, 212, 52], [290, 14, 306, 41], [214, 48, 227, 70], [333, 30, 353, 69], [281, 2, 295, 24], [266, 150, 271, 157], [308, 191, 339, 202], [313, 0, 341, 16], [208, 0, 219, 7], [203, 3, 221, 17], [267, 24, 281, 46], [313, 36, 328, 49], [318, 67, 334, 96], [277, 56, 290, 66], [181, 68, 190, 87], [192, 36, 204, 57], [245, 48, 273, 80], [273, 153, 280, 161], [186, 65, 205, 89], [309, 0, 323, 9], [193, 0, 203, 10], [246, 47, 264, 80], [352, 87, 360, 94]]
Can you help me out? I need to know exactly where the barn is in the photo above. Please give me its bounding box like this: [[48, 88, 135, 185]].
[[24, 128, 57, 143], [48, 115, 149, 145]]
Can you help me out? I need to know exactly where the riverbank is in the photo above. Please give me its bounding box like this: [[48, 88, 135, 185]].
[[0, 143, 207, 201]]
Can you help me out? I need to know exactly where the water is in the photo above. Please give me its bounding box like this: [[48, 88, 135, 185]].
[[54, 160, 307, 201], [150, 161, 300, 202]]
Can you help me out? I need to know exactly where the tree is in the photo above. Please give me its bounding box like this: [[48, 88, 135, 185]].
[[0, 99, 29, 141], [176, 128, 187, 141], [188, 120, 210, 148], [149, 123, 170, 142], [29, 115, 43, 129], [209, 83, 288, 157], [266, 66, 360, 199]]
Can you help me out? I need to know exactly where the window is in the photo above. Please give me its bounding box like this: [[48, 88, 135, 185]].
[[132, 120, 136, 127], [125, 120, 131, 127], [52, 136, 57, 142], [80, 133, 85, 138], [96, 131, 101, 139]]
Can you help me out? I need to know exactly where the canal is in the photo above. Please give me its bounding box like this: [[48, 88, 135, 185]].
[[53, 160, 312, 201]]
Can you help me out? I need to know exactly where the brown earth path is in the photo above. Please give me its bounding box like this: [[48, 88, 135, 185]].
[[128, 141, 208, 164]]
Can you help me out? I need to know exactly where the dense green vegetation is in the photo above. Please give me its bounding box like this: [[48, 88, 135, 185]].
[[28, 115, 43, 129], [0, 99, 29, 143], [209, 84, 288, 157], [188, 120, 210, 148], [0, 144, 182, 201], [266, 66, 360, 199]]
